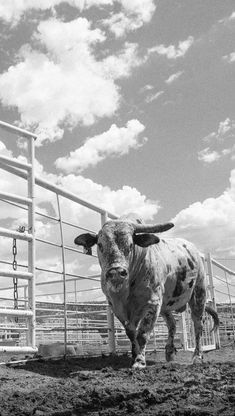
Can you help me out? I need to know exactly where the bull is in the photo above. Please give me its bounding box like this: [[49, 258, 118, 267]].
[[74, 214, 219, 369]]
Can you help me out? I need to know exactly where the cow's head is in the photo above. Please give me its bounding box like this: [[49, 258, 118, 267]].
[[74, 219, 174, 292]]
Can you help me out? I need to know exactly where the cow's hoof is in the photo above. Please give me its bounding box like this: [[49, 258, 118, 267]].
[[192, 354, 203, 364], [165, 353, 175, 362], [132, 361, 146, 370], [165, 346, 177, 362], [132, 357, 146, 369]]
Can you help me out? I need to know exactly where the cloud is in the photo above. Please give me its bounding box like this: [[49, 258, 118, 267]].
[[198, 148, 221, 164], [172, 169, 235, 257], [55, 119, 147, 173], [148, 36, 194, 59], [55, 175, 160, 222], [0, 18, 144, 145], [203, 118, 235, 142], [0, 0, 73, 24], [145, 90, 164, 103], [198, 118, 235, 163], [0, 0, 155, 32], [102, 0, 156, 37], [223, 51, 235, 63], [0, 141, 159, 224], [165, 71, 183, 84], [139, 84, 154, 93], [102, 42, 146, 79]]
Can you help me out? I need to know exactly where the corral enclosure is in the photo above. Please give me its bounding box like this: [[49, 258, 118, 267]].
[[0, 120, 235, 360]]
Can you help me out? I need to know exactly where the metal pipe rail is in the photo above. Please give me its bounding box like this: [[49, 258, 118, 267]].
[[0, 159, 117, 219], [212, 258, 235, 276], [0, 227, 33, 241], [0, 346, 38, 353], [1, 196, 93, 231], [213, 274, 235, 288], [0, 154, 32, 171], [0, 192, 32, 206], [0, 120, 37, 139], [0, 270, 33, 280], [0, 308, 33, 317]]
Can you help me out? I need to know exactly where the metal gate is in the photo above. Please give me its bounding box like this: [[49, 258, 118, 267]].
[[0, 121, 37, 353]]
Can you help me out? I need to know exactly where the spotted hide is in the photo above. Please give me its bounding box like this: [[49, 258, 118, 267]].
[[74, 214, 219, 369]]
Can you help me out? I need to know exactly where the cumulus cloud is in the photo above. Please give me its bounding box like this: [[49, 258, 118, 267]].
[[102, 42, 145, 79], [55, 174, 159, 222], [165, 71, 183, 84], [0, 18, 144, 145], [203, 118, 235, 142], [55, 119, 147, 173], [0, 141, 159, 224], [198, 148, 221, 164], [172, 169, 235, 257], [223, 51, 235, 63], [0, 0, 98, 24], [145, 90, 164, 104], [139, 84, 154, 93], [102, 0, 156, 37], [198, 118, 235, 163], [148, 36, 194, 59], [0, 0, 155, 33]]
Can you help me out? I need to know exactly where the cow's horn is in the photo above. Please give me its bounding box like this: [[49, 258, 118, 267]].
[[133, 222, 174, 234]]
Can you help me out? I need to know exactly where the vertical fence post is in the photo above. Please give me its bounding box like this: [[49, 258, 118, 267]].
[[224, 270, 235, 341], [152, 326, 157, 351], [101, 212, 116, 354], [180, 312, 188, 350], [74, 280, 77, 303], [206, 253, 220, 349], [57, 194, 68, 356], [27, 135, 36, 349]]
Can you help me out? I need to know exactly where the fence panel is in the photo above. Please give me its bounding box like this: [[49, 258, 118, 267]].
[[0, 121, 37, 354], [210, 258, 235, 346]]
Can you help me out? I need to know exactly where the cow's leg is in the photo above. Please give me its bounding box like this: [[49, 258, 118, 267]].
[[133, 302, 161, 369], [161, 310, 177, 362], [125, 324, 139, 362], [189, 279, 206, 362]]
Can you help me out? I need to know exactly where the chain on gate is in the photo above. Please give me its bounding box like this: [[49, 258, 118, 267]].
[[12, 237, 19, 322], [12, 226, 26, 323]]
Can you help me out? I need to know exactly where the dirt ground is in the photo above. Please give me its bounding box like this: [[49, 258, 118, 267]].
[[0, 344, 234, 416]]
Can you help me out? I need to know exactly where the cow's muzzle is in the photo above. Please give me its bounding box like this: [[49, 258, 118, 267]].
[[106, 267, 128, 280], [105, 267, 128, 292]]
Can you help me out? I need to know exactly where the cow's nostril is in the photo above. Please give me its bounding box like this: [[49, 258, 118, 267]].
[[106, 268, 127, 279]]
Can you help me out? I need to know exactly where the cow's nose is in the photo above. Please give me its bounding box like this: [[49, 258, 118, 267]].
[[106, 267, 128, 279]]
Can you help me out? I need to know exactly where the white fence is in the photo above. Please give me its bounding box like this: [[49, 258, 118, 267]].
[[0, 120, 234, 358]]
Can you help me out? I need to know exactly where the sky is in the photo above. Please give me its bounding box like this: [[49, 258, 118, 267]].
[[0, 0, 235, 302]]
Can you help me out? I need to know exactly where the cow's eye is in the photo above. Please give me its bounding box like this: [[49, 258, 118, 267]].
[[98, 243, 103, 253]]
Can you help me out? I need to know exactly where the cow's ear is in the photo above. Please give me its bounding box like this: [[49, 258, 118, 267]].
[[74, 233, 97, 254], [133, 233, 160, 247]]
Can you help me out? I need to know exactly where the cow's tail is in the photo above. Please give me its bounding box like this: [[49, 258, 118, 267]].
[[205, 305, 220, 332]]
